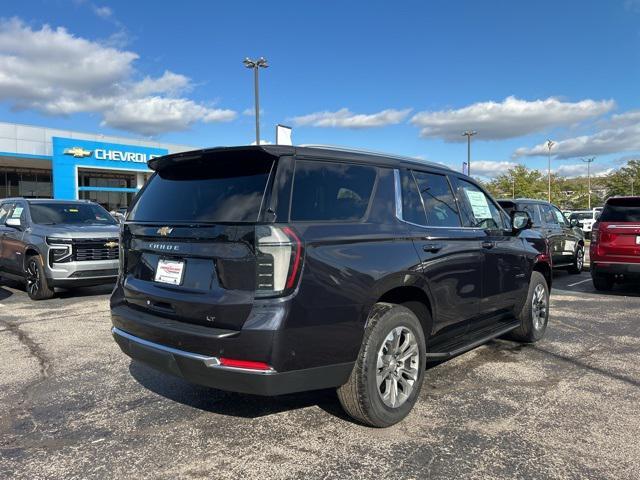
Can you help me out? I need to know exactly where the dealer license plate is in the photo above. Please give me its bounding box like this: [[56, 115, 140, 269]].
[[154, 259, 185, 285]]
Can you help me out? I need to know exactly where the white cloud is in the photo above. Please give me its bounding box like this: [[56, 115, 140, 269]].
[[410, 96, 615, 141], [513, 122, 640, 160], [242, 107, 264, 116], [291, 108, 412, 128], [553, 163, 614, 178], [0, 18, 236, 135], [93, 6, 112, 19], [470, 160, 518, 178], [102, 97, 236, 136], [250, 140, 273, 145]]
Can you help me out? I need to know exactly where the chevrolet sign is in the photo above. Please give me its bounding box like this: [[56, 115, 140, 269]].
[[63, 147, 93, 158]]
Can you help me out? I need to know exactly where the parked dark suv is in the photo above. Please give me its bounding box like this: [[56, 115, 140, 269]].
[[498, 199, 585, 274], [111, 145, 552, 427]]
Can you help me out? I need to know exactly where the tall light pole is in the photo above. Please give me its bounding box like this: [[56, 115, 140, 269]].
[[243, 57, 268, 145], [462, 130, 477, 176], [581, 157, 595, 209], [632, 178, 635, 196], [546, 139, 555, 202]]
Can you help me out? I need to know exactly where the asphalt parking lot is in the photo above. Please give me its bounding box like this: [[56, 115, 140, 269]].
[[1, 271, 639, 480]]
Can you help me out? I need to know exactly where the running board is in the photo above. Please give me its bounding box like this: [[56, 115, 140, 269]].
[[426, 322, 520, 360]]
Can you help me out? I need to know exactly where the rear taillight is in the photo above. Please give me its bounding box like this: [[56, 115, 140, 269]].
[[255, 226, 303, 297], [591, 222, 599, 243]]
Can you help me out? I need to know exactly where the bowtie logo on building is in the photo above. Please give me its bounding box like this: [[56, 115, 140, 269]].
[[63, 147, 93, 158]]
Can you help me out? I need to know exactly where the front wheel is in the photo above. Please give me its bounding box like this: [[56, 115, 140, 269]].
[[25, 255, 55, 300], [509, 271, 549, 343], [337, 303, 426, 427]]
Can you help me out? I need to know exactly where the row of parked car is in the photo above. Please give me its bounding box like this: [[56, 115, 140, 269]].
[[1, 145, 638, 427]]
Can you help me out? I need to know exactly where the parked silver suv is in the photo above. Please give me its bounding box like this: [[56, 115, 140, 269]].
[[0, 198, 120, 300]]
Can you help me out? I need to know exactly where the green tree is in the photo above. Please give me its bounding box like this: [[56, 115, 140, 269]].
[[485, 165, 547, 200], [603, 159, 640, 197]]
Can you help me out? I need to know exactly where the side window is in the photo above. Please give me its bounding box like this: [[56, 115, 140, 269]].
[[540, 204, 558, 225], [457, 179, 505, 230], [0, 203, 15, 223], [290, 160, 377, 221], [521, 203, 542, 226], [400, 170, 427, 225], [412, 171, 461, 227], [552, 207, 567, 226], [0, 203, 12, 223]]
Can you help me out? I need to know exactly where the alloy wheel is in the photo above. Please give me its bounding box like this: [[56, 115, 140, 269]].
[[531, 284, 547, 330], [376, 326, 420, 408], [26, 260, 40, 296], [577, 249, 584, 271]]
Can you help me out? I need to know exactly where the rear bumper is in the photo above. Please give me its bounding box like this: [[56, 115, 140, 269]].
[[112, 327, 353, 396], [591, 261, 640, 277]]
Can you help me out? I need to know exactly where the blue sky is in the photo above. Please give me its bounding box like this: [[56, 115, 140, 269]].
[[1, 0, 639, 178]]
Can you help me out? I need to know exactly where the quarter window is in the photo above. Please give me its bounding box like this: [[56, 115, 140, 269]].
[[400, 170, 427, 225], [290, 161, 377, 221], [521, 203, 542, 225], [540, 204, 557, 225]]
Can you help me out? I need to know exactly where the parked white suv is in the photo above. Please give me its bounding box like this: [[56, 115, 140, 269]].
[[568, 209, 600, 237]]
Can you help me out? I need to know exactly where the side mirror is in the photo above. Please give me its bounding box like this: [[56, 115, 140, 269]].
[[512, 210, 532, 231], [5, 217, 22, 229], [570, 218, 579, 227]]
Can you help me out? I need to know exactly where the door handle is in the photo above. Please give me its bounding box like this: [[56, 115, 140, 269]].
[[423, 243, 443, 253], [482, 241, 495, 249]]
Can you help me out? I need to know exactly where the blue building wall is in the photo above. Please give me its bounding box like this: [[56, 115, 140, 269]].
[[52, 137, 167, 199]]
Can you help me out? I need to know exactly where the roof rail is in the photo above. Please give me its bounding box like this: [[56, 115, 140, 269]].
[[298, 144, 452, 170]]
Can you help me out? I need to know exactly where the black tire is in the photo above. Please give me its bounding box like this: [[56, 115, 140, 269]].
[[509, 271, 549, 343], [592, 271, 614, 291], [568, 245, 584, 274], [25, 255, 55, 300], [337, 303, 427, 428]]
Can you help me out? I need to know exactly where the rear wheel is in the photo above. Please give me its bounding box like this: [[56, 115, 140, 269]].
[[568, 245, 584, 274], [337, 303, 426, 427], [509, 271, 549, 343], [25, 255, 55, 300], [592, 270, 614, 291]]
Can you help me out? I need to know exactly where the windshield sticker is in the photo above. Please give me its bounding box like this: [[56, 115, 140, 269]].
[[11, 207, 23, 218], [465, 190, 492, 219]]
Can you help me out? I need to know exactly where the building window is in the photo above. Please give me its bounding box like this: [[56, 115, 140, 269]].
[[0, 168, 53, 199]]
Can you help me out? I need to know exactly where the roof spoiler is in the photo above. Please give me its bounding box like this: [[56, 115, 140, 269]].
[[148, 145, 293, 171]]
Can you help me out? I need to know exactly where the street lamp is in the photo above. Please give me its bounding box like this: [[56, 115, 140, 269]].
[[243, 56, 269, 145], [546, 139, 555, 202], [581, 157, 595, 209], [462, 130, 477, 176]]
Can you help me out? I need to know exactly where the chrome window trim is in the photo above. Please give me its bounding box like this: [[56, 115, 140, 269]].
[[606, 225, 640, 229], [392, 169, 484, 231], [112, 327, 276, 374]]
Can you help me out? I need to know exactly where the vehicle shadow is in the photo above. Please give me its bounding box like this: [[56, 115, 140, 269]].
[[0, 286, 13, 301], [128, 360, 352, 422], [56, 284, 115, 299]]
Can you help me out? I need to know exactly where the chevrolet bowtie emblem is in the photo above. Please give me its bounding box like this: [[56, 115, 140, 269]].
[[157, 226, 173, 236], [63, 147, 93, 158], [104, 241, 119, 248]]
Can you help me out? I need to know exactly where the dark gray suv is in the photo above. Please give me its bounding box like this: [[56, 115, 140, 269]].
[[0, 198, 120, 300]]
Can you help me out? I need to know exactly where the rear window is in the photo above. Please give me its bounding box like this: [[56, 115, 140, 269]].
[[599, 198, 640, 222], [290, 160, 376, 221], [129, 157, 274, 223], [30, 203, 116, 225]]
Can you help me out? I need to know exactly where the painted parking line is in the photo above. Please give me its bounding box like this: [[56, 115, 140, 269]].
[[567, 278, 592, 287]]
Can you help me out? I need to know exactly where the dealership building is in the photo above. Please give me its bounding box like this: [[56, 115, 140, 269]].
[[0, 121, 195, 211]]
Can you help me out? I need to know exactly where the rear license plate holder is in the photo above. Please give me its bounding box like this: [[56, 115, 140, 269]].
[[155, 259, 185, 285]]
